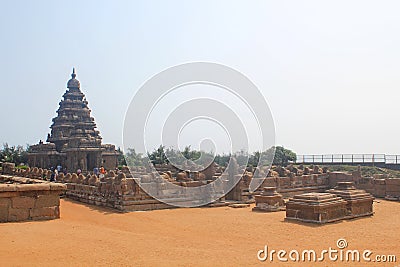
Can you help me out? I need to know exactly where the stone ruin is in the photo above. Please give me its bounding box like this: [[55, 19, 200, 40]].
[[328, 169, 400, 201], [1, 162, 228, 211], [0, 161, 361, 210], [2, 157, 399, 215], [285, 181, 374, 224], [252, 187, 285, 212], [285, 192, 348, 223], [0, 174, 66, 222], [246, 164, 331, 203], [327, 181, 374, 218]]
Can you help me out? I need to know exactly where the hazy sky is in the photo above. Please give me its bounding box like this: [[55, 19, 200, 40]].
[[1, 1, 400, 155]]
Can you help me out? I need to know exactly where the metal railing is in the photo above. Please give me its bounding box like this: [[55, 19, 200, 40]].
[[295, 154, 400, 165]]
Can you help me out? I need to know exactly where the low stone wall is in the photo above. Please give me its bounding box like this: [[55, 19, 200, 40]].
[[1, 163, 227, 211], [63, 176, 223, 211], [0, 175, 66, 222], [356, 177, 400, 200], [227, 173, 330, 203], [58, 172, 400, 210], [64, 178, 173, 211], [325, 170, 400, 201]]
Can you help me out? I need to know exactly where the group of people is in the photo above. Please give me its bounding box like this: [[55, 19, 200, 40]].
[[48, 164, 65, 182], [47, 165, 109, 182], [93, 166, 107, 178]]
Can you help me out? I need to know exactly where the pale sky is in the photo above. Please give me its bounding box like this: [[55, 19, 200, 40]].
[[1, 1, 400, 155]]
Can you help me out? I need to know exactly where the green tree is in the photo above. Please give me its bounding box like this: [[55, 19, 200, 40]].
[[0, 143, 28, 165], [182, 145, 201, 161], [148, 145, 168, 165], [273, 146, 296, 166], [125, 148, 145, 166], [116, 147, 127, 166], [248, 151, 260, 167]]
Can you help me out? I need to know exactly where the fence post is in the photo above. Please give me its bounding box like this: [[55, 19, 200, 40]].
[[341, 154, 344, 163], [322, 155, 324, 163]]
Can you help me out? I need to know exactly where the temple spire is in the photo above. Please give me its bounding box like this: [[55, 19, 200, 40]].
[[67, 67, 80, 89]]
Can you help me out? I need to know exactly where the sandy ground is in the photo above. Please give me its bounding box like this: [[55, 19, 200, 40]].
[[0, 199, 399, 267]]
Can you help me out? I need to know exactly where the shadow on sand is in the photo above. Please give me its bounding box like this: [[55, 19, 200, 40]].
[[62, 197, 124, 215]]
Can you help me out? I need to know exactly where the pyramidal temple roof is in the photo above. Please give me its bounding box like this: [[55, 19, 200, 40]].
[[47, 68, 102, 152]]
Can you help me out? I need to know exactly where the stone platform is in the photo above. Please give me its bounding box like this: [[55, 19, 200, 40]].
[[327, 182, 374, 218], [0, 175, 66, 222], [285, 192, 347, 223], [252, 187, 285, 212]]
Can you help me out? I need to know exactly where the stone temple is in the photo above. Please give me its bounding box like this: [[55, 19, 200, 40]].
[[27, 69, 119, 172]]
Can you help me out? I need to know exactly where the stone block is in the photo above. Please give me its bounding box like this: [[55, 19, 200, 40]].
[[285, 193, 347, 223], [49, 183, 67, 191], [277, 177, 291, 188], [11, 196, 35, 209], [374, 185, 386, 197], [0, 184, 17, 192], [35, 195, 59, 208], [0, 198, 10, 222], [0, 198, 10, 206], [374, 179, 386, 185], [16, 184, 50, 192], [301, 175, 313, 185], [316, 176, 329, 186], [327, 182, 374, 218], [30, 206, 59, 219], [66, 183, 76, 190], [386, 178, 400, 186], [0, 192, 21, 198], [385, 189, 400, 197], [0, 206, 8, 222], [290, 176, 302, 187], [385, 184, 400, 192], [8, 208, 29, 221]]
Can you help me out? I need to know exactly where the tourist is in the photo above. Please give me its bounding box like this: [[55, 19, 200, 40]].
[[100, 166, 106, 175], [54, 169, 58, 181], [77, 168, 82, 174], [57, 164, 62, 172], [50, 170, 55, 182], [63, 167, 67, 175], [93, 167, 99, 176]]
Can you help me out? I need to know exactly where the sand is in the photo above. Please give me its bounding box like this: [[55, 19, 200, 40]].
[[0, 199, 399, 266]]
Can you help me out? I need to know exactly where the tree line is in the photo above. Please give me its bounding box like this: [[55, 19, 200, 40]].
[[1, 143, 297, 168], [120, 145, 297, 167]]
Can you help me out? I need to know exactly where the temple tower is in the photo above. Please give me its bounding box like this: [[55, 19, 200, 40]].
[[28, 69, 118, 172]]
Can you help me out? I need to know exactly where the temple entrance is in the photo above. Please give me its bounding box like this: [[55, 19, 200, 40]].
[[86, 153, 98, 171]]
